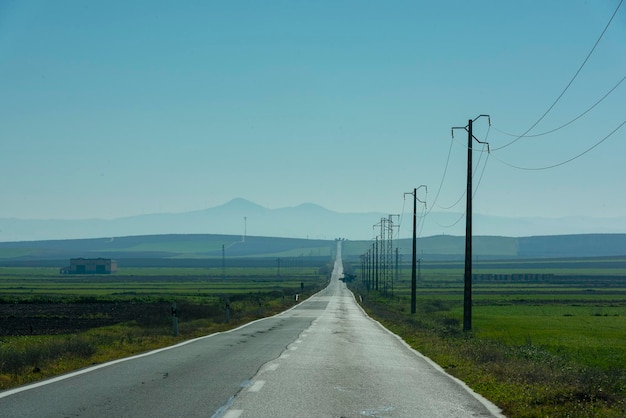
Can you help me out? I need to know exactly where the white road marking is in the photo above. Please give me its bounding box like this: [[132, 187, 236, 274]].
[[289, 346, 298, 351], [295, 339, 303, 344], [266, 363, 280, 371], [280, 353, 290, 359], [222, 410, 243, 418], [248, 380, 266, 392], [0, 297, 315, 399]]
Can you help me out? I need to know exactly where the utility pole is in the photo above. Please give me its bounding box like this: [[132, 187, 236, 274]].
[[410, 188, 417, 314], [222, 244, 226, 280], [394, 247, 399, 297], [367, 248, 372, 290], [452, 115, 490, 332], [405, 186, 427, 314]]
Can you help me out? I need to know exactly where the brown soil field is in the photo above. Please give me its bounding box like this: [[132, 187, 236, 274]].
[[0, 302, 171, 336]]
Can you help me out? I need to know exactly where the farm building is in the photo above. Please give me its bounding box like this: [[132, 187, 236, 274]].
[[61, 258, 118, 274]]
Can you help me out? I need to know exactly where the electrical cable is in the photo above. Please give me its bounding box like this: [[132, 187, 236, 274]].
[[492, 74, 626, 138], [432, 147, 490, 230], [434, 211, 465, 229], [474, 145, 490, 198], [416, 189, 428, 238], [492, 0, 624, 152], [397, 194, 408, 239], [425, 136, 454, 216], [491, 119, 625, 171], [429, 121, 491, 230], [435, 142, 487, 210], [436, 124, 491, 210], [436, 188, 466, 211]]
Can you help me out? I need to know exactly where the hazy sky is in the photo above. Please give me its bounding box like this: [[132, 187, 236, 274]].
[[1, 1, 624, 236]]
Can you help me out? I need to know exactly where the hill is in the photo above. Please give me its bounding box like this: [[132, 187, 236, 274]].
[[1, 233, 626, 267]]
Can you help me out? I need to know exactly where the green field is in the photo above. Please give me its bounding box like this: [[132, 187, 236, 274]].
[[349, 256, 626, 417], [0, 266, 325, 301], [0, 262, 330, 390]]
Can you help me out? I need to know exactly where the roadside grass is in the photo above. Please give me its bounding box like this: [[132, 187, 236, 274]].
[[0, 296, 316, 390], [350, 262, 626, 417], [0, 265, 330, 391]]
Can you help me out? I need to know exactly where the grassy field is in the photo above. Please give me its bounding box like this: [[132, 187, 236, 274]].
[[349, 256, 626, 417], [0, 265, 325, 298], [0, 262, 330, 390]]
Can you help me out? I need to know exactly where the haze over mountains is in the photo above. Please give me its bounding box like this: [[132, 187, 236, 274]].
[[1, 198, 625, 242]]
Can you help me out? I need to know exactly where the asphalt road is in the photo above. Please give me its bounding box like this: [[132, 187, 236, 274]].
[[1, 242, 504, 417]]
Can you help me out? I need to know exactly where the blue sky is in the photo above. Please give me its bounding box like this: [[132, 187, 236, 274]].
[[1, 1, 624, 237]]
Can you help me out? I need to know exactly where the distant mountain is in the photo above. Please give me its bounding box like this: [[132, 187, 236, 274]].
[[1, 198, 626, 242]]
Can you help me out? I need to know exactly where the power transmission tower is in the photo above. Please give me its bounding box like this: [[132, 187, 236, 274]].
[[387, 214, 399, 296], [452, 115, 490, 332], [373, 220, 385, 293], [374, 237, 379, 291], [371, 216, 400, 296]]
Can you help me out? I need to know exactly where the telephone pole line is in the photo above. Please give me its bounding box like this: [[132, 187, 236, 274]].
[[452, 115, 490, 332]]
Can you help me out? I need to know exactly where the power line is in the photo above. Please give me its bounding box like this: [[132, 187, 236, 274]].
[[492, 74, 626, 138], [434, 210, 465, 229], [435, 142, 489, 210], [425, 136, 454, 216], [432, 147, 490, 230], [429, 123, 491, 231], [436, 125, 491, 211], [397, 194, 408, 239], [416, 188, 428, 238], [492, 0, 624, 151], [491, 119, 626, 171]]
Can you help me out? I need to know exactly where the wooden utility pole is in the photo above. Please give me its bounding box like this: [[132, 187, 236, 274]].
[[405, 186, 427, 315], [222, 244, 226, 280], [411, 188, 417, 314], [464, 119, 473, 332], [452, 115, 490, 332]]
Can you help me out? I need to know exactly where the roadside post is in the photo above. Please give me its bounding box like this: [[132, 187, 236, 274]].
[[171, 302, 178, 337]]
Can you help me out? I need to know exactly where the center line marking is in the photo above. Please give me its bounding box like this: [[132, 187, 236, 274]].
[[223, 411, 243, 418], [248, 380, 266, 392]]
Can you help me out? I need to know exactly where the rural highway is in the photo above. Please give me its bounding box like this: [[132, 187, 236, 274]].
[[1, 242, 503, 417]]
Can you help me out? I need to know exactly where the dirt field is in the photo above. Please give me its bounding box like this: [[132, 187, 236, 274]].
[[0, 302, 171, 336]]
